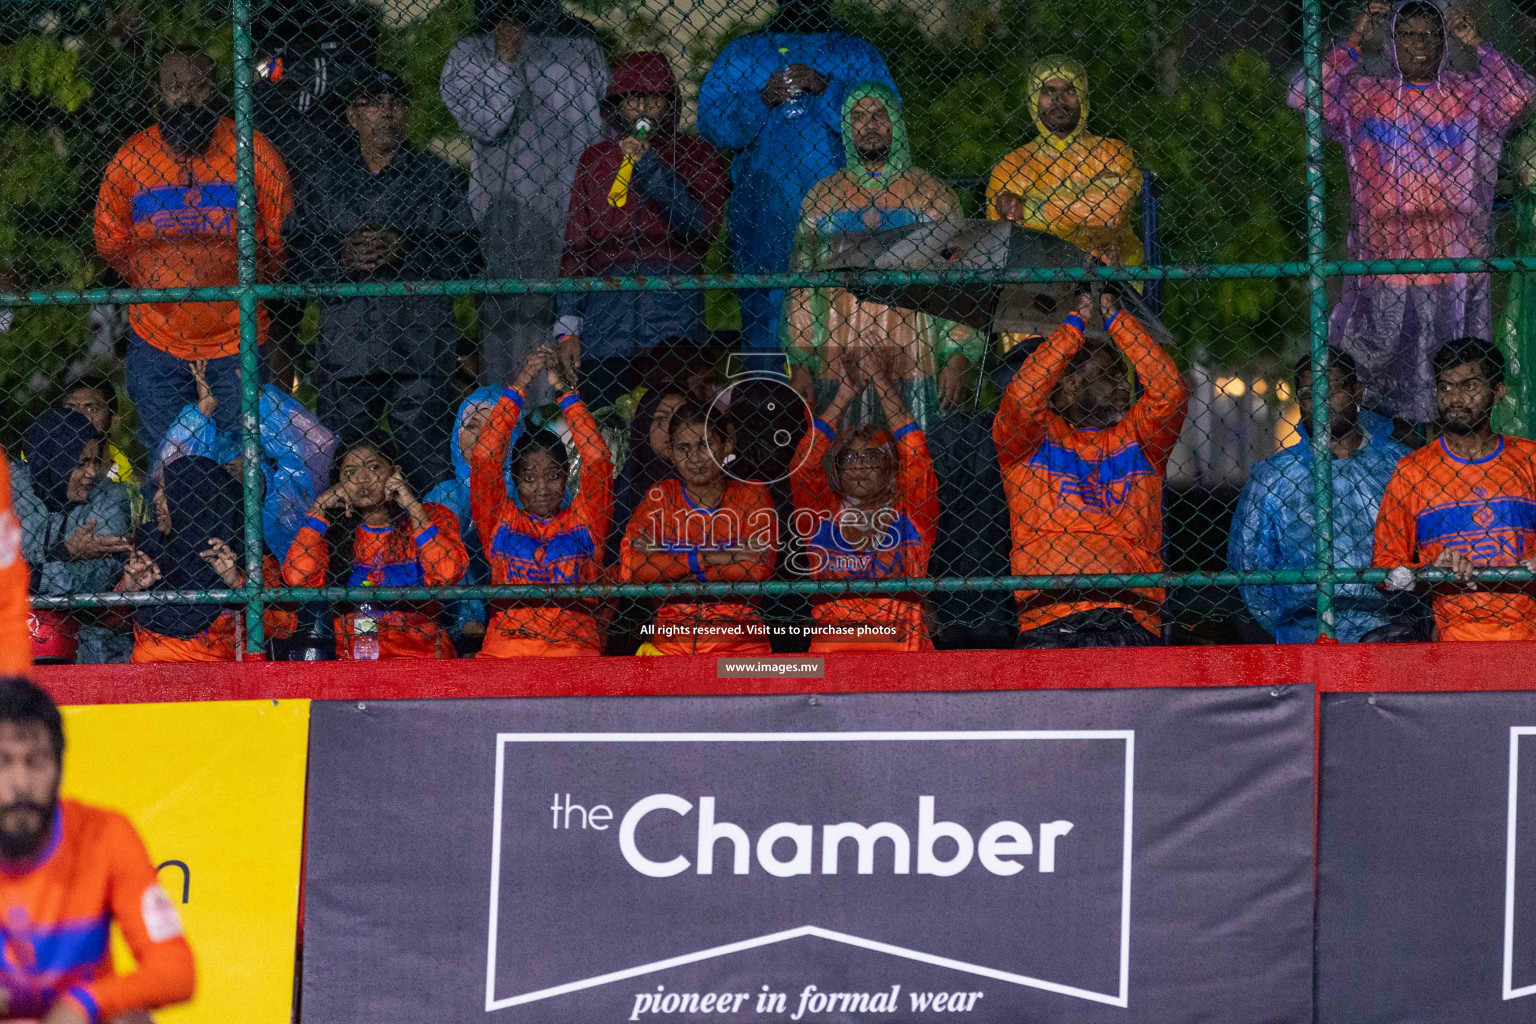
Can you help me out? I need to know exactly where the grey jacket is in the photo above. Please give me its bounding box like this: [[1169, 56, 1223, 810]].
[[440, 31, 608, 275], [10, 461, 132, 663]]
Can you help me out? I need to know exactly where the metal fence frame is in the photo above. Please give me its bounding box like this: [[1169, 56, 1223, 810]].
[[14, 0, 1534, 651]]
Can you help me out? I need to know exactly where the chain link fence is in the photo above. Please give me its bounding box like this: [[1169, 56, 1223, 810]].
[[7, 0, 1536, 662]]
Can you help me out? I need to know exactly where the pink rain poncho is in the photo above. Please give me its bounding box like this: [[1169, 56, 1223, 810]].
[[1288, 0, 1536, 421]]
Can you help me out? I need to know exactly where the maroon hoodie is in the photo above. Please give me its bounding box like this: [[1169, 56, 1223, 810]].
[[560, 51, 730, 277]]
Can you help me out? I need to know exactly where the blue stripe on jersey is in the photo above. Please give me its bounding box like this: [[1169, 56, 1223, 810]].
[[347, 560, 426, 587], [130, 182, 238, 233], [1416, 496, 1536, 545], [0, 917, 109, 975], [490, 524, 594, 584], [1027, 437, 1155, 511]]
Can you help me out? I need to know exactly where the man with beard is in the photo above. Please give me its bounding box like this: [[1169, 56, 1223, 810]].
[[1230, 351, 1409, 643], [0, 678, 195, 1021], [992, 289, 1189, 648], [783, 83, 982, 428], [95, 47, 293, 461], [987, 56, 1143, 270], [1288, 1, 1536, 424], [1375, 337, 1536, 639]]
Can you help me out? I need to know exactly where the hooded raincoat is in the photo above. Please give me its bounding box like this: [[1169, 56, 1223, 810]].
[[1228, 415, 1410, 643], [784, 82, 983, 428], [1287, 0, 1536, 421], [154, 383, 336, 562], [10, 411, 133, 664], [986, 57, 1144, 269], [559, 51, 730, 363], [440, 1, 610, 399], [425, 387, 522, 639], [697, 6, 895, 357]]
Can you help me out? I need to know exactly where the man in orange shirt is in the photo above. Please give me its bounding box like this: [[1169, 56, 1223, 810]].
[[95, 47, 291, 461], [0, 450, 30, 679], [0, 677, 195, 1021], [1374, 337, 1536, 640], [993, 290, 1188, 647]]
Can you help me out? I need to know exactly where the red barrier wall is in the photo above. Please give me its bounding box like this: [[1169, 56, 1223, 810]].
[[35, 641, 1534, 705]]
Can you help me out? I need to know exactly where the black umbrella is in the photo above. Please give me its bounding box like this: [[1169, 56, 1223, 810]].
[[817, 218, 1170, 343]]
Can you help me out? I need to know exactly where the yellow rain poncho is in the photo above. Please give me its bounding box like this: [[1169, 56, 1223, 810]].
[[986, 56, 1143, 269]]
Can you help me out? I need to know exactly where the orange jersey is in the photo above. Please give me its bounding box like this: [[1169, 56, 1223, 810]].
[[471, 389, 613, 658], [128, 556, 294, 663], [790, 418, 937, 652], [283, 504, 467, 659], [622, 478, 778, 655], [1373, 435, 1536, 641], [0, 800, 194, 1021], [94, 119, 291, 360], [0, 451, 31, 678], [993, 312, 1189, 635]]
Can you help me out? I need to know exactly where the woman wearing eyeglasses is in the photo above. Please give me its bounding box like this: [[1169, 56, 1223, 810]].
[[789, 350, 939, 652]]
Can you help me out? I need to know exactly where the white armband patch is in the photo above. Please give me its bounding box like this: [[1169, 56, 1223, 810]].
[[142, 883, 184, 943], [0, 510, 18, 570]]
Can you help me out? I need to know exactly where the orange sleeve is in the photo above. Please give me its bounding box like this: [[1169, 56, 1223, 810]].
[[622, 487, 693, 583], [0, 451, 31, 678], [993, 320, 1082, 470], [416, 503, 468, 586], [562, 393, 614, 559], [281, 514, 331, 587], [254, 133, 292, 283], [71, 813, 195, 1021], [471, 388, 522, 554], [894, 424, 938, 574], [790, 421, 838, 517], [706, 484, 776, 583], [1373, 463, 1422, 569], [93, 145, 138, 280], [1112, 312, 1190, 474]]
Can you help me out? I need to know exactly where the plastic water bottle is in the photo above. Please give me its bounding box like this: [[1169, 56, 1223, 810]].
[[779, 47, 808, 120], [352, 596, 380, 661]]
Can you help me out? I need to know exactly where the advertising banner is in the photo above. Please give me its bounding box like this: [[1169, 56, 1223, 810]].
[[1318, 691, 1536, 1023], [302, 687, 1314, 1024], [60, 700, 310, 1024]]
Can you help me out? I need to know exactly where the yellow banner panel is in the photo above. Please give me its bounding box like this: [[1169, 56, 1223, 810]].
[[60, 700, 309, 1024]]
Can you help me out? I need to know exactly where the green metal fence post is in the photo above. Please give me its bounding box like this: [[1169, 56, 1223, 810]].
[[1301, 0, 1337, 639], [231, 0, 266, 656]]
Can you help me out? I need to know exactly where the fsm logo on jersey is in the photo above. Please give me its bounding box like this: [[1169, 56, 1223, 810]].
[[484, 731, 1134, 1017]]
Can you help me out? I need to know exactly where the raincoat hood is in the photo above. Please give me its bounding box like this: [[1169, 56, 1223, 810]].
[[451, 387, 518, 493], [1364, 0, 1477, 79], [841, 81, 910, 190], [23, 410, 100, 513], [1028, 55, 1089, 149], [605, 51, 682, 132]]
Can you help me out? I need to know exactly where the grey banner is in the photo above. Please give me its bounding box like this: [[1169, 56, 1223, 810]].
[[302, 687, 1313, 1024], [1319, 691, 1536, 1023]]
